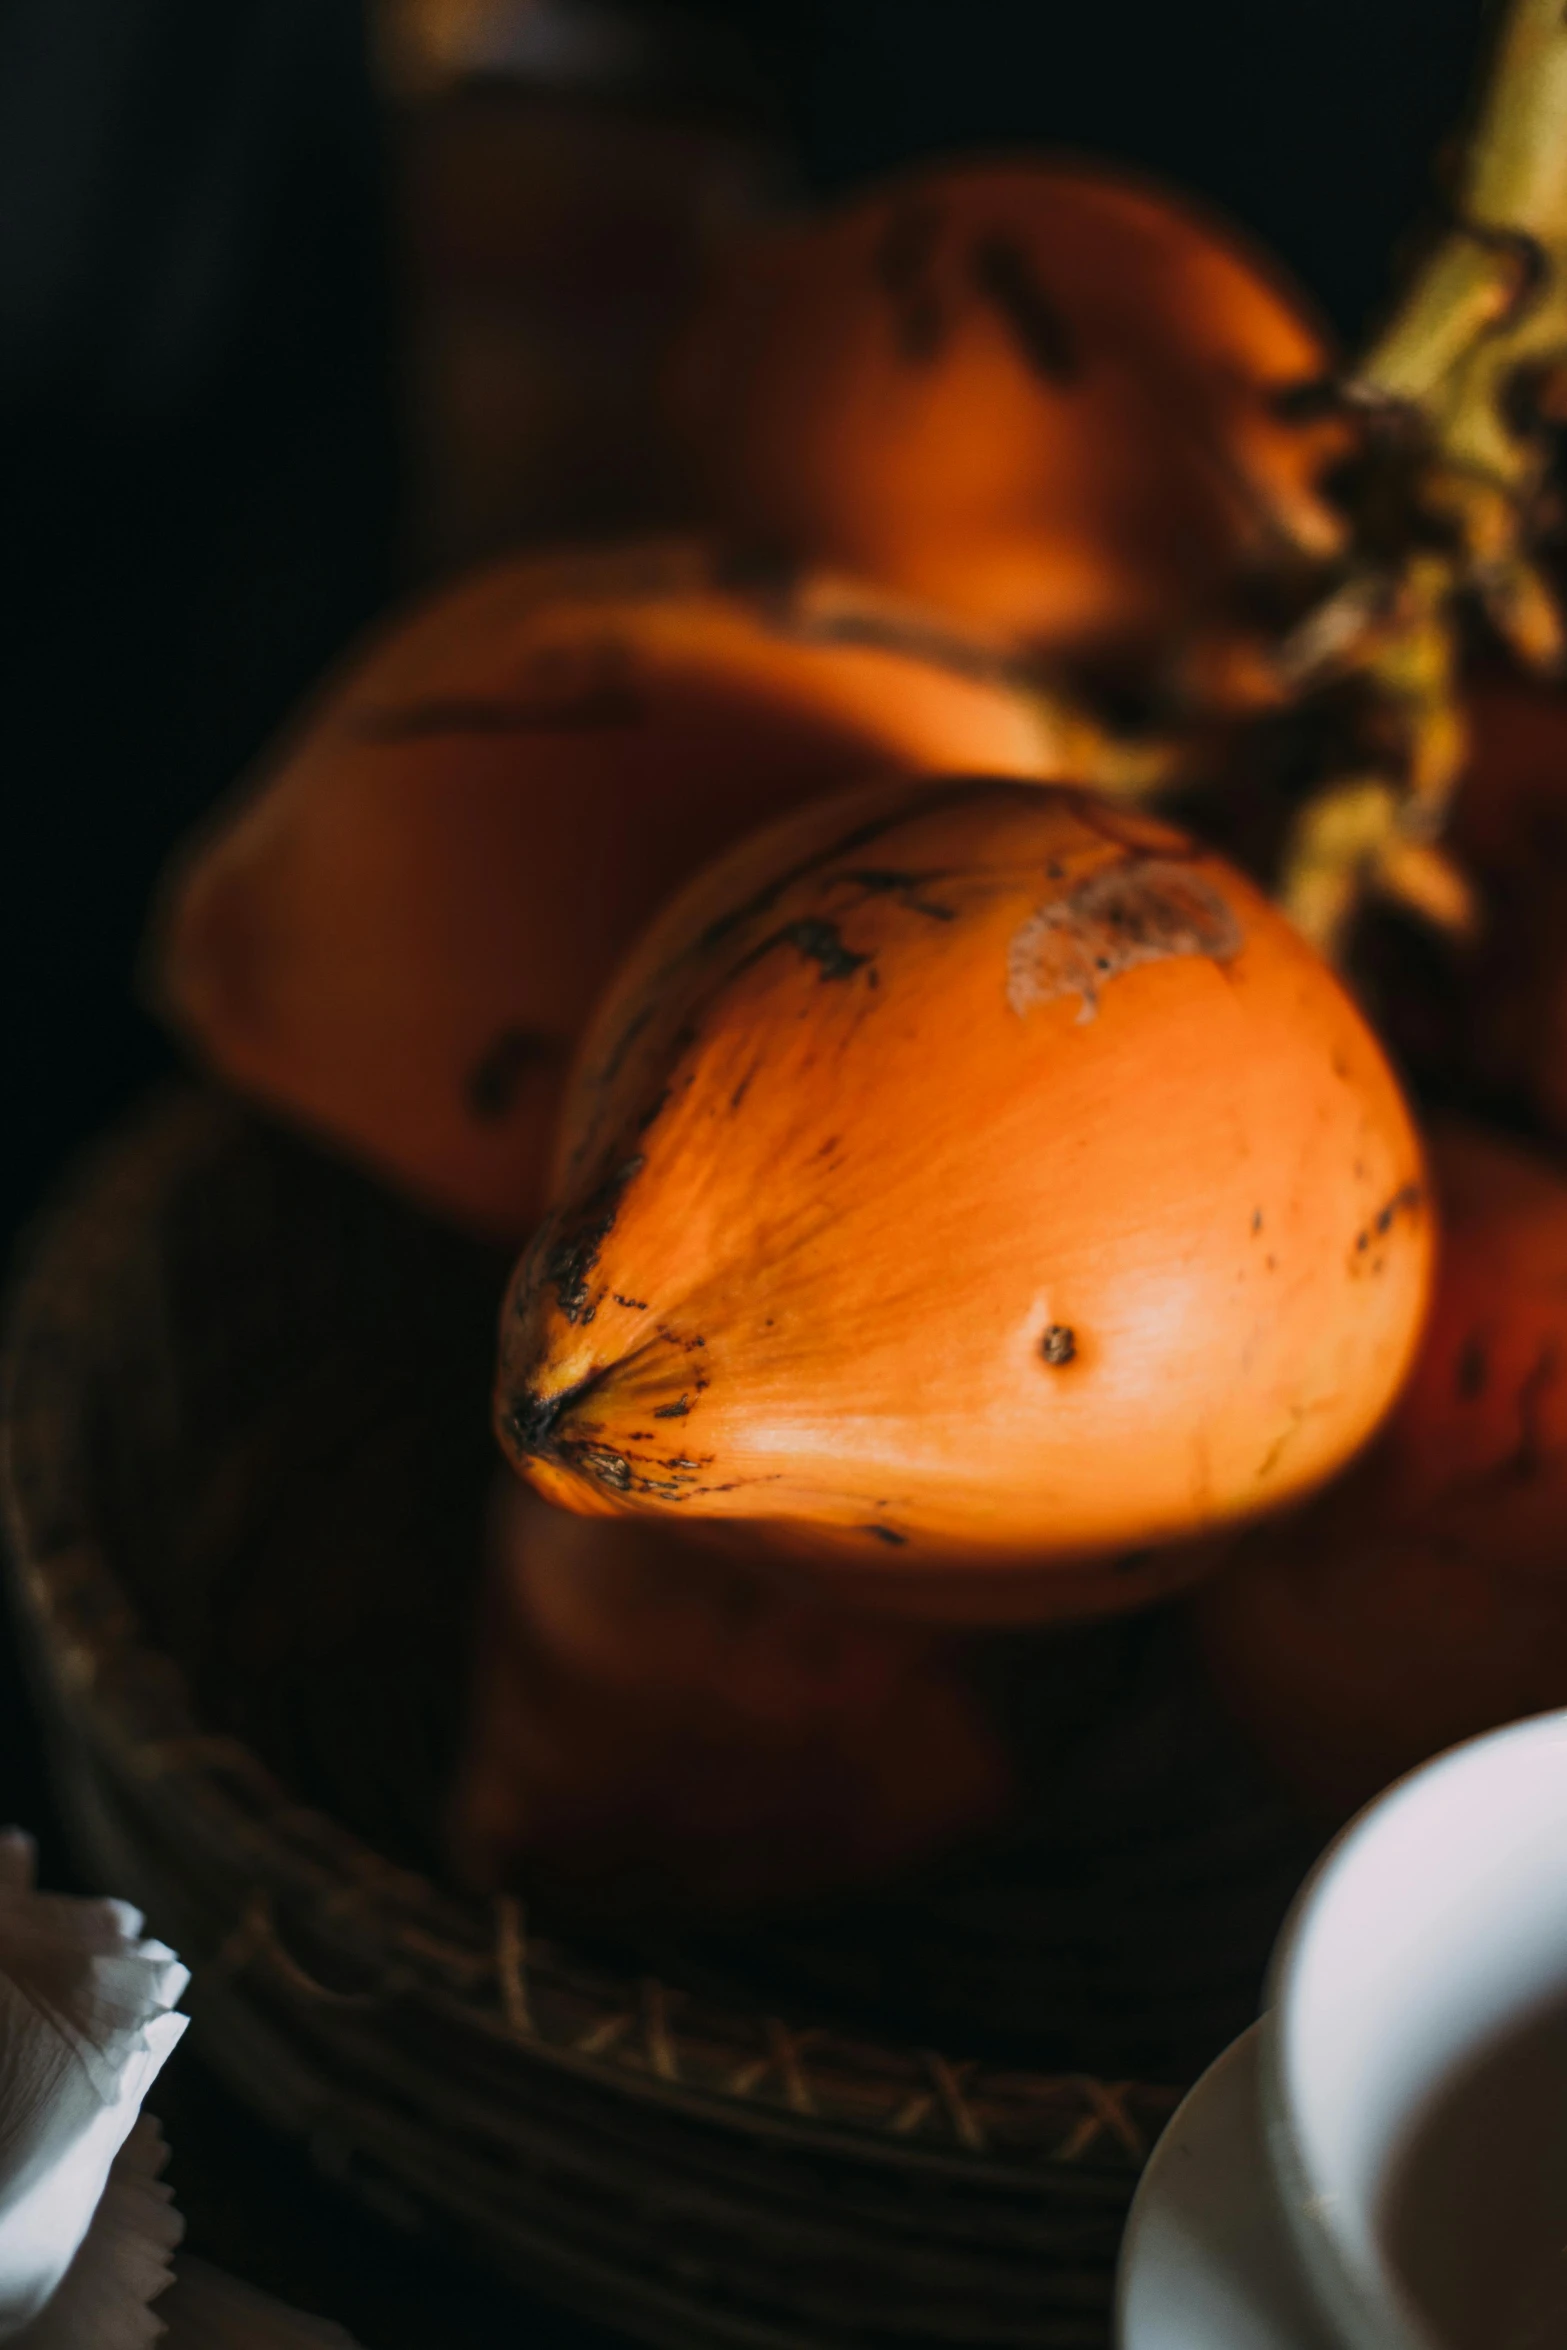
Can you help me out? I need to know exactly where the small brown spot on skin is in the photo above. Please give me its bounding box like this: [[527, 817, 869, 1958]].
[[1040, 1323, 1077, 1366], [1251, 1210, 1264, 1235], [1457, 1339, 1488, 1401], [653, 1397, 691, 1420], [571, 1444, 632, 1493], [612, 1294, 649, 1312], [464, 1027, 558, 1122], [1352, 1183, 1422, 1268], [538, 1156, 645, 1325], [858, 1524, 908, 1546], [969, 234, 1079, 383], [834, 868, 959, 922], [738, 915, 872, 985]]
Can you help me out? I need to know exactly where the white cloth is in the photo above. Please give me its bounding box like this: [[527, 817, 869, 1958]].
[[0, 1832, 188, 2344], [14, 2114, 180, 2350], [0, 1832, 361, 2347]]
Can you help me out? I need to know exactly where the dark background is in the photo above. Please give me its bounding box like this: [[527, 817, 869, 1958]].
[[0, 0, 1491, 2333], [0, 0, 1492, 1259]]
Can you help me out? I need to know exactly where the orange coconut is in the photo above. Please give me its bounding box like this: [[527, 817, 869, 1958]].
[[155, 541, 1067, 1241], [450, 1475, 1011, 1916], [1197, 1118, 1567, 1820], [671, 161, 1349, 684], [494, 776, 1430, 1620]]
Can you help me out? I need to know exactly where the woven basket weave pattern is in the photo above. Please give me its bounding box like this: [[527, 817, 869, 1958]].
[[1, 1091, 1317, 2347]]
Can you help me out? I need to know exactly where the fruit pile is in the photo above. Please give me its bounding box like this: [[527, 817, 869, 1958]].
[[151, 0, 1567, 1913]]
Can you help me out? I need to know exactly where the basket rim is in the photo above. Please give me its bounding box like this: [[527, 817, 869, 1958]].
[[0, 1089, 1187, 2181]]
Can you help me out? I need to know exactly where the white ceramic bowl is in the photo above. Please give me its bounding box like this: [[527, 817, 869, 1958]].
[[1120, 1708, 1567, 2350]]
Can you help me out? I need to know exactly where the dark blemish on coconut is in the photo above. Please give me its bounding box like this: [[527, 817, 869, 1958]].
[[575, 1446, 633, 1492], [783, 917, 871, 980], [732, 914, 872, 985], [1457, 1339, 1489, 1401], [656, 1326, 707, 1357], [969, 235, 1078, 383], [464, 1026, 559, 1122], [697, 777, 1030, 960], [502, 1368, 601, 1459], [1352, 1182, 1423, 1264], [1374, 1185, 1422, 1234], [1040, 1323, 1077, 1366], [874, 201, 946, 362], [541, 1154, 644, 1324], [653, 1396, 691, 1420], [612, 1294, 649, 1311], [859, 1524, 908, 1546], [836, 867, 959, 921], [731, 1070, 755, 1111]]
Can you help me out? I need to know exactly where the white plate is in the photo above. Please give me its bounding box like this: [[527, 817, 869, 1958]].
[[1115, 2020, 1338, 2350]]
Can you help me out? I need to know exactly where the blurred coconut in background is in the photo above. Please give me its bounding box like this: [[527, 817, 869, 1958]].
[[372, 0, 790, 570]]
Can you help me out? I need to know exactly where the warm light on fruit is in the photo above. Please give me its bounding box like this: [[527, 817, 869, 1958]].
[[496, 775, 1430, 1617], [155, 541, 1065, 1241], [671, 160, 1349, 683]]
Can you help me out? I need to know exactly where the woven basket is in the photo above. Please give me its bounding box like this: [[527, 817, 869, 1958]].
[[0, 1089, 1319, 2349]]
